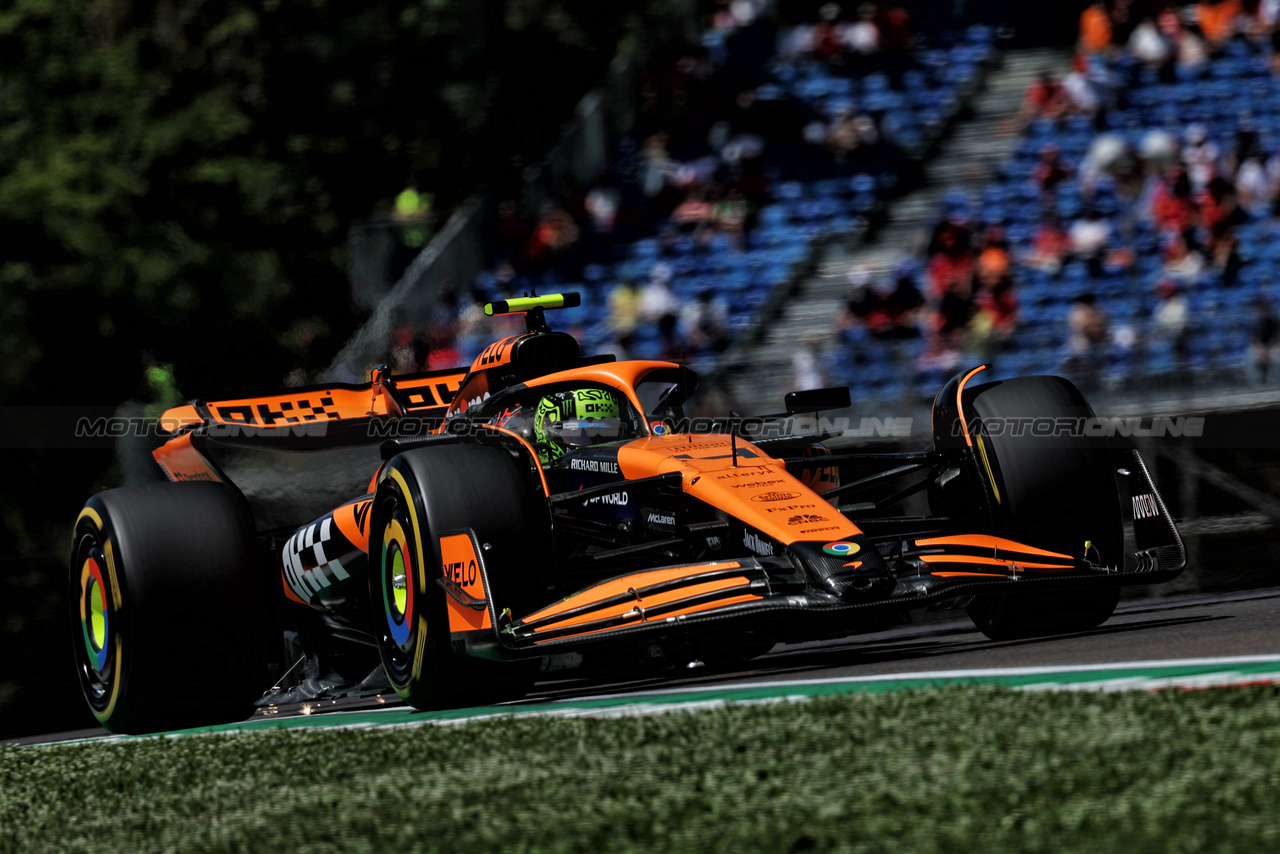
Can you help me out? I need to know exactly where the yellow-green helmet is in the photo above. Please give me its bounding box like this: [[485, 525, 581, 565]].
[[533, 388, 628, 463]]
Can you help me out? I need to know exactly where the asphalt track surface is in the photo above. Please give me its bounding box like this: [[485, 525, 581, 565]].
[[13, 586, 1280, 746]]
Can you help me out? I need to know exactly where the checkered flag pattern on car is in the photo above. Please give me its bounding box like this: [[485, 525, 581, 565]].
[[282, 516, 352, 602]]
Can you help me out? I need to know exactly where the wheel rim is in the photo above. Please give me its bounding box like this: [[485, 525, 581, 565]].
[[380, 514, 415, 648], [72, 526, 121, 719], [375, 488, 424, 689], [80, 556, 109, 670]]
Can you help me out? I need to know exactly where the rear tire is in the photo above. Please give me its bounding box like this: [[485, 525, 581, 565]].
[[370, 443, 547, 710], [960, 376, 1122, 640], [69, 482, 269, 733]]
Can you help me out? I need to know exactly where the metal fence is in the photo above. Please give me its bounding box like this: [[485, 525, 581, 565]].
[[325, 197, 486, 383]]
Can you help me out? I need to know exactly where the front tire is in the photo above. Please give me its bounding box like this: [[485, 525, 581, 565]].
[[69, 482, 269, 733], [960, 376, 1122, 640], [370, 443, 548, 710]]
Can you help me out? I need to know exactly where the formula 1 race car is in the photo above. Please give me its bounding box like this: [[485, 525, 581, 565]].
[[70, 294, 1185, 733]]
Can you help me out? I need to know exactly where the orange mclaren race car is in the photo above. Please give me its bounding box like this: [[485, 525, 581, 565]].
[[70, 294, 1184, 733]]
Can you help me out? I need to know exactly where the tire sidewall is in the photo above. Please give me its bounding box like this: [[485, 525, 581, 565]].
[[69, 482, 268, 733]]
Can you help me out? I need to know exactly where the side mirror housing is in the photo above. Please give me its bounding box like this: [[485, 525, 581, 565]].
[[784, 386, 851, 414]]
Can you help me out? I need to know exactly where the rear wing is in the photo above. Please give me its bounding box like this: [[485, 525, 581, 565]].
[[157, 366, 470, 434]]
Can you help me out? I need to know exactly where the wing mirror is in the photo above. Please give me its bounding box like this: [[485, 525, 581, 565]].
[[783, 386, 851, 414]]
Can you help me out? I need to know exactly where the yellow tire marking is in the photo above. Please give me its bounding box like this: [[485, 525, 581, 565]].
[[975, 434, 1001, 505]]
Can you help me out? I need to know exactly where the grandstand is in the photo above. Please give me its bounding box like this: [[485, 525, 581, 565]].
[[336, 1, 1280, 421]]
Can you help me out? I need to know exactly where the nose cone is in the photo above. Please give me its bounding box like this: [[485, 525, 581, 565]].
[[788, 537, 896, 601]]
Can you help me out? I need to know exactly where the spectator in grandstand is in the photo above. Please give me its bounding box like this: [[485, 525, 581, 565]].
[[1140, 129, 1180, 175], [1066, 293, 1110, 385], [975, 226, 1012, 288], [638, 132, 681, 212], [1069, 208, 1114, 277], [1019, 70, 1070, 126], [866, 261, 926, 340], [712, 187, 749, 250], [1251, 296, 1280, 382], [639, 263, 683, 356], [585, 178, 620, 238], [1196, 0, 1247, 50], [1150, 164, 1198, 236], [1199, 175, 1245, 252], [426, 322, 461, 372], [680, 289, 731, 361], [810, 3, 846, 66], [927, 224, 975, 301], [1128, 13, 1175, 70], [1210, 224, 1246, 286], [1026, 213, 1072, 274], [1160, 230, 1207, 283], [1063, 53, 1122, 123], [846, 3, 881, 60], [525, 202, 582, 282], [1157, 8, 1209, 72], [877, 3, 913, 54], [1151, 278, 1192, 362], [793, 333, 832, 391], [607, 278, 643, 341], [1242, 0, 1280, 39], [1182, 123, 1221, 193], [672, 187, 715, 232], [1234, 150, 1273, 212], [839, 264, 876, 334], [970, 276, 1020, 358], [1078, 1, 1116, 55], [1080, 134, 1138, 199], [1034, 143, 1074, 201]]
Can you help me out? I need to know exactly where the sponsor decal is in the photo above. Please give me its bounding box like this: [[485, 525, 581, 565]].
[[801, 526, 841, 534], [1132, 493, 1160, 520], [729, 480, 785, 489], [353, 499, 371, 536], [743, 530, 775, 557], [582, 491, 629, 507], [716, 468, 772, 479], [283, 515, 355, 602], [475, 337, 517, 368], [766, 503, 817, 514], [822, 541, 860, 557], [569, 457, 620, 474], [788, 514, 828, 526], [646, 512, 676, 526], [706, 536, 722, 551], [678, 441, 731, 451], [214, 396, 343, 426], [444, 556, 479, 588], [751, 491, 801, 503], [650, 421, 670, 436], [403, 378, 462, 409], [170, 471, 216, 482]]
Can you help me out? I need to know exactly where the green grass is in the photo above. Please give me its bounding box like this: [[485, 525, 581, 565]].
[[2, 686, 1278, 853]]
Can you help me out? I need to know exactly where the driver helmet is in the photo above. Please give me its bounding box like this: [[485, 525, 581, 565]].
[[533, 388, 633, 464]]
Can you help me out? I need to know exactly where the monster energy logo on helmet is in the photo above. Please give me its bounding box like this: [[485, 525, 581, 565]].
[[534, 388, 627, 463]]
